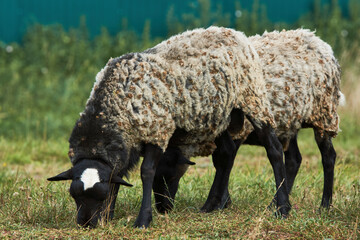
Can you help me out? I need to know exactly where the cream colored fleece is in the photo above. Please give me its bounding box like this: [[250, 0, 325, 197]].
[[75, 26, 274, 165]]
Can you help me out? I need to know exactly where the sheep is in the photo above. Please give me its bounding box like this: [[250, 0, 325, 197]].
[[153, 29, 344, 214], [47, 26, 289, 228]]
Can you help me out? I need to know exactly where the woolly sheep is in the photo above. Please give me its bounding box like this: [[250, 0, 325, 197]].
[[48, 26, 288, 228], [154, 29, 344, 214]]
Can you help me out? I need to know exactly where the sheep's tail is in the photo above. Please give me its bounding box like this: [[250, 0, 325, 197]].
[[339, 91, 346, 107]]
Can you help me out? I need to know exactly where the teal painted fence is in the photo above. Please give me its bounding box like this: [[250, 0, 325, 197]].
[[0, 0, 350, 43]]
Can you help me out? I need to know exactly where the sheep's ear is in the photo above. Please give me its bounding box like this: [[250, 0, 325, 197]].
[[47, 169, 73, 181], [178, 156, 195, 165], [111, 175, 133, 187]]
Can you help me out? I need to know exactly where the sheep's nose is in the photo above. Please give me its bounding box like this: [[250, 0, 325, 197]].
[[77, 214, 98, 228]]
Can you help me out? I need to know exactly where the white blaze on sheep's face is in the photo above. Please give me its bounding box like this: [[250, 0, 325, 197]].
[[80, 168, 100, 191]]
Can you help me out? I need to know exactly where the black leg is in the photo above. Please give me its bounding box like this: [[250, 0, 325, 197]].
[[249, 120, 290, 217], [200, 131, 238, 212], [284, 135, 302, 194], [134, 144, 163, 228], [314, 130, 336, 209], [233, 139, 242, 150]]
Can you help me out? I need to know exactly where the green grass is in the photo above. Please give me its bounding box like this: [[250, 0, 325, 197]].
[[0, 128, 359, 239]]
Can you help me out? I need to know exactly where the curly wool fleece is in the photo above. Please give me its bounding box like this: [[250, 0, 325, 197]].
[[234, 29, 343, 146], [71, 26, 274, 167], [178, 29, 343, 156]]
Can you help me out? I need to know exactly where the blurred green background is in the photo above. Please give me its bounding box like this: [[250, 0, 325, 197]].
[[0, 0, 360, 141]]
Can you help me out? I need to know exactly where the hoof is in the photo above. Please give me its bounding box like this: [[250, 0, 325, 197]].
[[273, 203, 291, 219], [155, 202, 174, 214], [133, 215, 152, 229], [200, 195, 231, 213]]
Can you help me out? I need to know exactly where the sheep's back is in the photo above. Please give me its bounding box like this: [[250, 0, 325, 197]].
[[249, 29, 342, 140], [148, 26, 273, 137], [169, 29, 343, 158], [86, 27, 274, 152]]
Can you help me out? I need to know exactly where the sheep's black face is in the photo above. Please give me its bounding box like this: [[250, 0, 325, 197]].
[[71, 180, 108, 228], [153, 147, 195, 213], [70, 162, 111, 228], [48, 159, 132, 228]]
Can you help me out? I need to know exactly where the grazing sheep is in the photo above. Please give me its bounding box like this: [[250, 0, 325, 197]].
[[48, 26, 288, 228], [154, 29, 344, 214]]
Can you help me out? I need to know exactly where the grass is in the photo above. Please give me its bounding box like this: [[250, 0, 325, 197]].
[[0, 127, 359, 239]]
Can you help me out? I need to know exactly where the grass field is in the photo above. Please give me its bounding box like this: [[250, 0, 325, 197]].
[[0, 123, 359, 239]]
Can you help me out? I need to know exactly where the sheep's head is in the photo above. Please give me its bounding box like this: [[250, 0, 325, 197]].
[[48, 113, 134, 228], [48, 159, 132, 228]]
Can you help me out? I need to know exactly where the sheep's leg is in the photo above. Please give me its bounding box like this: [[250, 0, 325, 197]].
[[314, 130, 336, 209], [284, 135, 302, 194], [134, 144, 163, 228], [249, 120, 291, 217], [200, 109, 243, 212], [200, 130, 238, 212], [268, 136, 302, 209]]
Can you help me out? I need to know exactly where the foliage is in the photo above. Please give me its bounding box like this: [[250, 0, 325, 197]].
[[0, 21, 158, 139]]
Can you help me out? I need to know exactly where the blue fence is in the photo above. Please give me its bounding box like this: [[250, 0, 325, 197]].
[[0, 0, 350, 43]]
